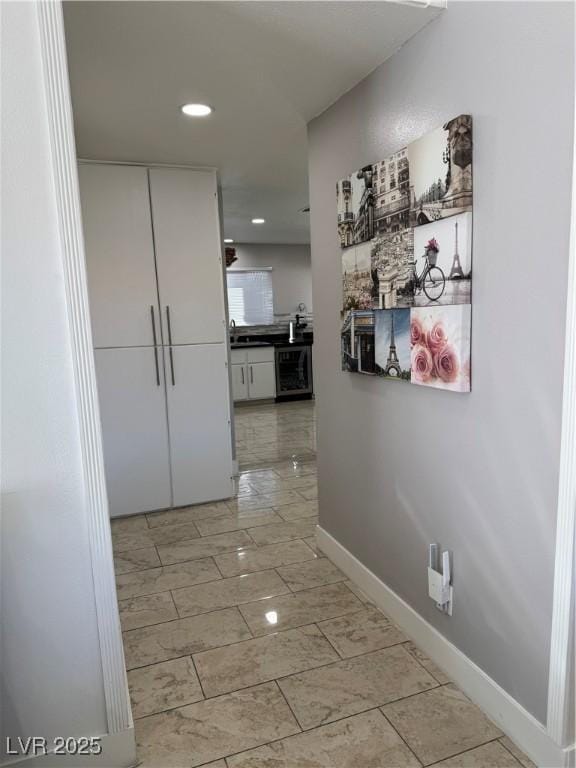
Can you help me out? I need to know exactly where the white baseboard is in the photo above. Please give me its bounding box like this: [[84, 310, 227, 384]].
[[317, 525, 574, 768], [3, 728, 137, 768]]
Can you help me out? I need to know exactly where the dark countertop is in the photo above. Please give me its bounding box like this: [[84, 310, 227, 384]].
[[272, 339, 313, 347], [230, 341, 273, 349], [231, 331, 313, 348]]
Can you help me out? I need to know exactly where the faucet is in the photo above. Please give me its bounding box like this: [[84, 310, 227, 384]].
[[229, 319, 239, 344]]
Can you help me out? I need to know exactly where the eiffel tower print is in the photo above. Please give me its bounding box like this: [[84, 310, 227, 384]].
[[383, 312, 402, 377], [449, 221, 465, 279]]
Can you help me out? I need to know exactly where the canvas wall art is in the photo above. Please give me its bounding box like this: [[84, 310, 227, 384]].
[[408, 114, 472, 226], [342, 242, 373, 312], [341, 310, 376, 375], [337, 114, 473, 392], [412, 212, 472, 306], [373, 147, 410, 236], [410, 305, 471, 392], [375, 309, 411, 381], [336, 165, 376, 248], [371, 230, 414, 309]]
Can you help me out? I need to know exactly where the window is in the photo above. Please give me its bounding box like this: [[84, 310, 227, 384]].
[[226, 268, 274, 326]]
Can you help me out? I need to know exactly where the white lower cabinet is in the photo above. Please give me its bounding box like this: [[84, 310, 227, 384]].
[[95, 343, 234, 516], [94, 347, 172, 517], [166, 344, 234, 506], [231, 363, 248, 401], [231, 346, 276, 402], [247, 362, 276, 400]]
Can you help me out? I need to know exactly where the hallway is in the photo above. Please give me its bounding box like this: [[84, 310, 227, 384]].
[[3, 2, 574, 764], [112, 402, 534, 768]]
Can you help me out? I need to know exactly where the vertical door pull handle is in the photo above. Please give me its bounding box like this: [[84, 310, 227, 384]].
[[241, 366, 244, 384], [150, 306, 160, 385], [250, 365, 254, 384], [165, 305, 173, 346], [169, 347, 175, 386], [153, 347, 160, 386], [166, 306, 175, 384], [150, 305, 158, 345]]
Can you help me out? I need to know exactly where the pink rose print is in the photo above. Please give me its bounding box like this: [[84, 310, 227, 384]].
[[427, 321, 448, 353], [410, 316, 424, 346], [411, 343, 434, 383], [434, 344, 460, 383]]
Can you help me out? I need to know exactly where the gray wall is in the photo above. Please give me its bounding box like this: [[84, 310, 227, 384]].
[[233, 243, 312, 316], [1, 1, 109, 755], [308, 1, 573, 724]]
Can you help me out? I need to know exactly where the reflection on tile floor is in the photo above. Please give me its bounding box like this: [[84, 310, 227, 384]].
[[111, 401, 535, 768], [234, 400, 317, 470]]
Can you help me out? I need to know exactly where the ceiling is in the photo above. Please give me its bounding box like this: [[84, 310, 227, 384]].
[[63, 1, 442, 244]]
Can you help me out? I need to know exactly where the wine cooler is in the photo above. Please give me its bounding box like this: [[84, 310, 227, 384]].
[[274, 344, 313, 400]]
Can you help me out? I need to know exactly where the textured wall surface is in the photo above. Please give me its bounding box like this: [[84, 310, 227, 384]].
[[308, 1, 574, 723]]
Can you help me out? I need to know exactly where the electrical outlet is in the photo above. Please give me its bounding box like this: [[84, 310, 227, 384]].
[[428, 568, 450, 603], [428, 544, 453, 615]]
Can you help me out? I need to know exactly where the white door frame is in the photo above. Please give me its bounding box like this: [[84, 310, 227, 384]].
[[37, 0, 574, 757], [546, 72, 576, 751], [37, 0, 133, 739]]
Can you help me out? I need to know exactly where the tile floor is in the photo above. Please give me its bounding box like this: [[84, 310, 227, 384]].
[[234, 400, 317, 470], [111, 401, 536, 767]]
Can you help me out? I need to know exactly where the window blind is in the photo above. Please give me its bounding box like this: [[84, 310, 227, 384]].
[[226, 269, 274, 326]]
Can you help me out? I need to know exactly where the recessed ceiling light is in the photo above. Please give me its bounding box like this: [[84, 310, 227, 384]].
[[224, 238, 234, 243], [181, 103, 213, 117], [251, 218, 265, 224]]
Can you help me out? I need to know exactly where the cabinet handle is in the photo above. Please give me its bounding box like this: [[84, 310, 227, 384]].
[[150, 306, 160, 385], [166, 306, 175, 385], [250, 365, 254, 384], [150, 305, 158, 345], [241, 366, 244, 384], [153, 347, 160, 386], [169, 347, 175, 386], [165, 305, 173, 346]]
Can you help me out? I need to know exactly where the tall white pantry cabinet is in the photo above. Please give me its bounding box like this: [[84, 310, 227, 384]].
[[78, 163, 234, 517]]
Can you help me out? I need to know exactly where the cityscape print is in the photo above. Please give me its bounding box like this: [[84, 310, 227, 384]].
[[336, 167, 376, 248], [371, 230, 414, 309], [342, 242, 373, 312], [341, 310, 376, 375], [338, 114, 473, 391], [409, 114, 472, 226]]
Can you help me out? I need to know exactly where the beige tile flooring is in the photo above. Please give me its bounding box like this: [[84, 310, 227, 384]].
[[234, 400, 317, 470], [111, 401, 536, 767]]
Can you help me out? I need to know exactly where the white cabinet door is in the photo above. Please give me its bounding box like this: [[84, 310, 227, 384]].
[[78, 164, 160, 348], [248, 362, 276, 400], [149, 168, 226, 346], [231, 364, 248, 401], [94, 347, 172, 517], [166, 344, 234, 506]]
